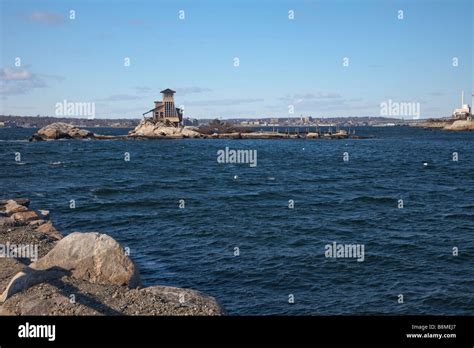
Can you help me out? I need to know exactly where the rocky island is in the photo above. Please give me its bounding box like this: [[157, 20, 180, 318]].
[[411, 118, 474, 131], [29, 122, 128, 141], [28, 88, 357, 141], [0, 199, 223, 315], [128, 119, 203, 139], [30, 120, 353, 141], [29, 122, 96, 141]]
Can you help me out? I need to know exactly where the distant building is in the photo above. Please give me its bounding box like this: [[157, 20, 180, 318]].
[[183, 117, 199, 126], [302, 116, 313, 124], [452, 91, 471, 120], [143, 88, 183, 126]]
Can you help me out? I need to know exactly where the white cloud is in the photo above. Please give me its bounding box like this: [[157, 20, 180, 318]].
[[0, 67, 49, 96], [134, 86, 152, 94], [1, 67, 32, 81], [176, 87, 212, 95], [25, 11, 64, 25], [186, 98, 263, 106], [96, 94, 144, 102]]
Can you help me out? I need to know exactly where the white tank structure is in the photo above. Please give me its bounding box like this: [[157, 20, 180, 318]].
[[452, 90, 471, 119]]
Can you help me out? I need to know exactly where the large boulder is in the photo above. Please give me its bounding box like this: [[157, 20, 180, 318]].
[[30, 232, 140, 288], [128, 119, 156, 136], [31, 122, 94, 141], [0, 198, 30, 208], [35, 221, 62, 240], [11, 211, 38, 223], [3, 200, 28, 215], [128, 119, 202, 138], [181, 126, 202, 137], [306, 132, 320, 139]]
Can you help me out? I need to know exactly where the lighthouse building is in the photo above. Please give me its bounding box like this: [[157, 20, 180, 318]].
[[143, 89, 183, 126]]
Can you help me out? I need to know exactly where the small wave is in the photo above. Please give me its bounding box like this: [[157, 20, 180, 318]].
[[78, 200, 163, 211], [0, 139, 28, 143], [443, 213, 473, 221], [349, 196, 396, 205], [90, 187, 121, 196], [335, 217, 370, 225]]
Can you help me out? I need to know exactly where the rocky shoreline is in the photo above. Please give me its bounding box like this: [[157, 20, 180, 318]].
[[29, 121, 359, 141], [0, 199, 223, 316], [411, 118, 474, 131]]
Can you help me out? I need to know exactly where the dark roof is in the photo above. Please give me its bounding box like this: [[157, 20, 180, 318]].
[[143, 104, 164, 115], [160, 88, 176, 94]]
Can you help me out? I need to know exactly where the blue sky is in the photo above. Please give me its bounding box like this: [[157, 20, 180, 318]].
[[0, 0, 472, 119]]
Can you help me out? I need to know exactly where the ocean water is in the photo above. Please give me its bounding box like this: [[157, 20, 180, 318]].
[[0, 126, 473, 315]]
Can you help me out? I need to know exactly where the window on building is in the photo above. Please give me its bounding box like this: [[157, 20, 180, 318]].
[[165, 102, 175, 117]]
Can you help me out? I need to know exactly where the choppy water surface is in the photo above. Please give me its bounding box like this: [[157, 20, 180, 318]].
[[1, 126, 473, 315]]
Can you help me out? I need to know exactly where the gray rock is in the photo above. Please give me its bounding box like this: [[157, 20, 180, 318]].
[[30, 122, 94, 141], [128, 120, 202, 138], [11, 211, 38, 224], [4, 200, 28, 215], [35, 221, 62, 240], [31, 232, 140, 288], [0, 267, 68, 302], [0, 198, 30, 208]]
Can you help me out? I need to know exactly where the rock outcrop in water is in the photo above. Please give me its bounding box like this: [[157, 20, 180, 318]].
[[443, 119, 474, 131], [128, 119, 203, 138], [30, 122, 95, 141], [126, 119, 353, 139], [0, 199, 224, 315], [411, 119, 474, 131], [29, 121, 355, 141]]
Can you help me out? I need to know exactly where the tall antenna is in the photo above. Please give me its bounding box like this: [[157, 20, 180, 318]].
[[461, 90, 464, 105]]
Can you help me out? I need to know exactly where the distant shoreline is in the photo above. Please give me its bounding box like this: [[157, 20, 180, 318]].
[[1, 115, 419, 129]]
